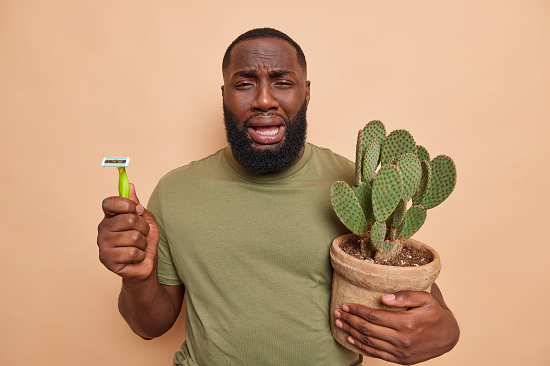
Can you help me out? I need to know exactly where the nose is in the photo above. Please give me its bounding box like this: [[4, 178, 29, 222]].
[[251, 83, 279, 112]]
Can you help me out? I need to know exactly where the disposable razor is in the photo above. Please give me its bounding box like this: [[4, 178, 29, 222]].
[[102, 157, 130, 198]]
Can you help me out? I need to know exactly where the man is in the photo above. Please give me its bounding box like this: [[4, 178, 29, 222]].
[[97, 28, 459, 365]]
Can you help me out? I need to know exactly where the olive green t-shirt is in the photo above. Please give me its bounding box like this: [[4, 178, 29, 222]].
[[147, 143, 358, 366]]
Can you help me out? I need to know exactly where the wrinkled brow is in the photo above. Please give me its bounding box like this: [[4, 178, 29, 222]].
[[269, 69, 294, 77], [234, 69, 256, 77], [233, 69, 295, 78]]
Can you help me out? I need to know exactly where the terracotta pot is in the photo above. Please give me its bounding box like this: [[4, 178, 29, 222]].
[[329, 233, 442, 357]]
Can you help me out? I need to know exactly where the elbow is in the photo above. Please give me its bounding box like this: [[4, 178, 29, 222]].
[[131, 326, 164, 340], [137, 333, 156, 341], [449, 323, 461, 351], [130, 324, 171, 340]]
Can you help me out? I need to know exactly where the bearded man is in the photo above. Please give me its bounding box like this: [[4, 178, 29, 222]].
[[97, 28, 459, 366]]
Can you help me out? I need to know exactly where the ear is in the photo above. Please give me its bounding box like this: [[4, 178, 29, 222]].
[[305, 80, 311, 106]]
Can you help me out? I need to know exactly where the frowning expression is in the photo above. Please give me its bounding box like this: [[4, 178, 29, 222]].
[[222, 37, 311, 150]]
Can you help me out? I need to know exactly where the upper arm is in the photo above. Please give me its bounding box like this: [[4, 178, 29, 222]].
[[163, 284, 185, 316]]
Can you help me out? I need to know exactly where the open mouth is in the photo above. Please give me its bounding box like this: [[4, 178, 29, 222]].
[[247, 116, 286, 145]]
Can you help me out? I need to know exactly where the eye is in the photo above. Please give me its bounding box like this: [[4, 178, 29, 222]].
[[275, 80, 294, 88], [235, 80, 255, 89]]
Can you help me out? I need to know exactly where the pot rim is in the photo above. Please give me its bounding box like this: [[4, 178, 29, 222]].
[[330, 233, 442, 277]]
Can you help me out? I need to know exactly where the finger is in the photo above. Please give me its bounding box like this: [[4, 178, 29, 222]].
[[335, 311, 396, 352], [104, 213, 150, 236], [335, 308, 400, 345], [99, 246, 146, 269], [342, 303, 409, 331], [99, 229, 148, 251], [102, 196, 141, 217], [380, 291, 433, 309], [114, 230, 148, 251], [109, 246, 147, 265], [345, 334, 399, 364]]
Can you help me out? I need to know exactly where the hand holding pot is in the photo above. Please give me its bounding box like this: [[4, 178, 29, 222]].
[[97, 183, 160, 282], [334, 283, 459, 364]]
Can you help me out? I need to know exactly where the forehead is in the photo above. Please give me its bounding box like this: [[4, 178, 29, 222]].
[[226, 38, 302, 76]]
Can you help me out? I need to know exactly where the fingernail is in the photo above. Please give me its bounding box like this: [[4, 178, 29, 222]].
[[336, 319, 343, 329], [342, 305, 350, 312], [136, 205, 144, 216], [334, 310, 341, 318], [348, 336, 355, 345], [383, 294, 396, 301]]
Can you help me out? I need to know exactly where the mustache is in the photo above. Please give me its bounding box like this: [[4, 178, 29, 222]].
[[243, 112, 290, 126]]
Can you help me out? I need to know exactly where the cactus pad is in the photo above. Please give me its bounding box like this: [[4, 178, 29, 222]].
[[331, 181, 368, 236], [372, 164, 403, 222], [416, 145, 430, 163], [331, 181, 369, 236], [396, 153, 422, 201], [423, 155, 457, 209], [355, 130, 365, 185], [412, 159, 431, 205], [380, 129, 417, 166], [391, 198, 407, 229], [370, 220, 387, 249], [363, 120, 386, 151], [352, 182, 373, 224], [398, 205, 427, 241], [363, 138, 380, 182]]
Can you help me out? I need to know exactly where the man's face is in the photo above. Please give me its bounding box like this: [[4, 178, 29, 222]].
[[222, 37, 311, 174]]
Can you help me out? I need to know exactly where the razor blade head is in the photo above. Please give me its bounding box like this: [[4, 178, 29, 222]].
[[102, 157, 130, 167]]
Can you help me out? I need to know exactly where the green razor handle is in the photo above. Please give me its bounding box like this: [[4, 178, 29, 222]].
[[117, 167, 129, 198]]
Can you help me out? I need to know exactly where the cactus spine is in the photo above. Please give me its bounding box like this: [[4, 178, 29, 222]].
[[330, 120, 457, 262]]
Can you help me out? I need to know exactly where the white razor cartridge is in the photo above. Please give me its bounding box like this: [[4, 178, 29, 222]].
[[102, 157, 130, 167]]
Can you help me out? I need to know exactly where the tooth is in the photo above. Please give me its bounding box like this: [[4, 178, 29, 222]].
[[255, 127, 279, 136]]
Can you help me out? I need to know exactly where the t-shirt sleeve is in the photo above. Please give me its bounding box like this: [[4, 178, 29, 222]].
[[147, 180, 183, 286]]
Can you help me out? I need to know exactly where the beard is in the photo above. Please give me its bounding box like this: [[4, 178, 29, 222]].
[[223, 100, 308, 175]]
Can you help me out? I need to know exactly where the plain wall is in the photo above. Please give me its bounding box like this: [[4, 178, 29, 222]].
[[1, 0, 549, 365]]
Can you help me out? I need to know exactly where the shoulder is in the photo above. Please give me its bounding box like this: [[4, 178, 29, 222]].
[[157, 148, 227, 188], [309, 143, 353, 165], [306, 143, 355, 184], [308, 143, 354, 171], [147, 148, 229, 210]]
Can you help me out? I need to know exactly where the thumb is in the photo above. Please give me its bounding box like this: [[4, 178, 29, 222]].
[[129, 183, 157, 226], [381, 291, 431, 309], [129, 183, 140, 204], [129, 183, 145, 216]]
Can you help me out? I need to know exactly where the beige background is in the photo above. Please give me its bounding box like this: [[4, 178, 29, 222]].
[[1, 0, 549, 365]]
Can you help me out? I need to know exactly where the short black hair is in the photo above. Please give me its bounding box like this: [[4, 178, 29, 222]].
[[222, 28, 307, 76]]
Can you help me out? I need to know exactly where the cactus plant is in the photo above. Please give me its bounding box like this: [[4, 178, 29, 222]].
[[331, 120, 457, 262]]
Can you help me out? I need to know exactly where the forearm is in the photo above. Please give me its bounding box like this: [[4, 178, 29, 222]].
[[118, 271, 178, 339]]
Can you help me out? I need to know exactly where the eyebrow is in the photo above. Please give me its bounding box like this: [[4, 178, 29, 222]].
[[270, 69, 294, 77], [233, 69, 295, 78]]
